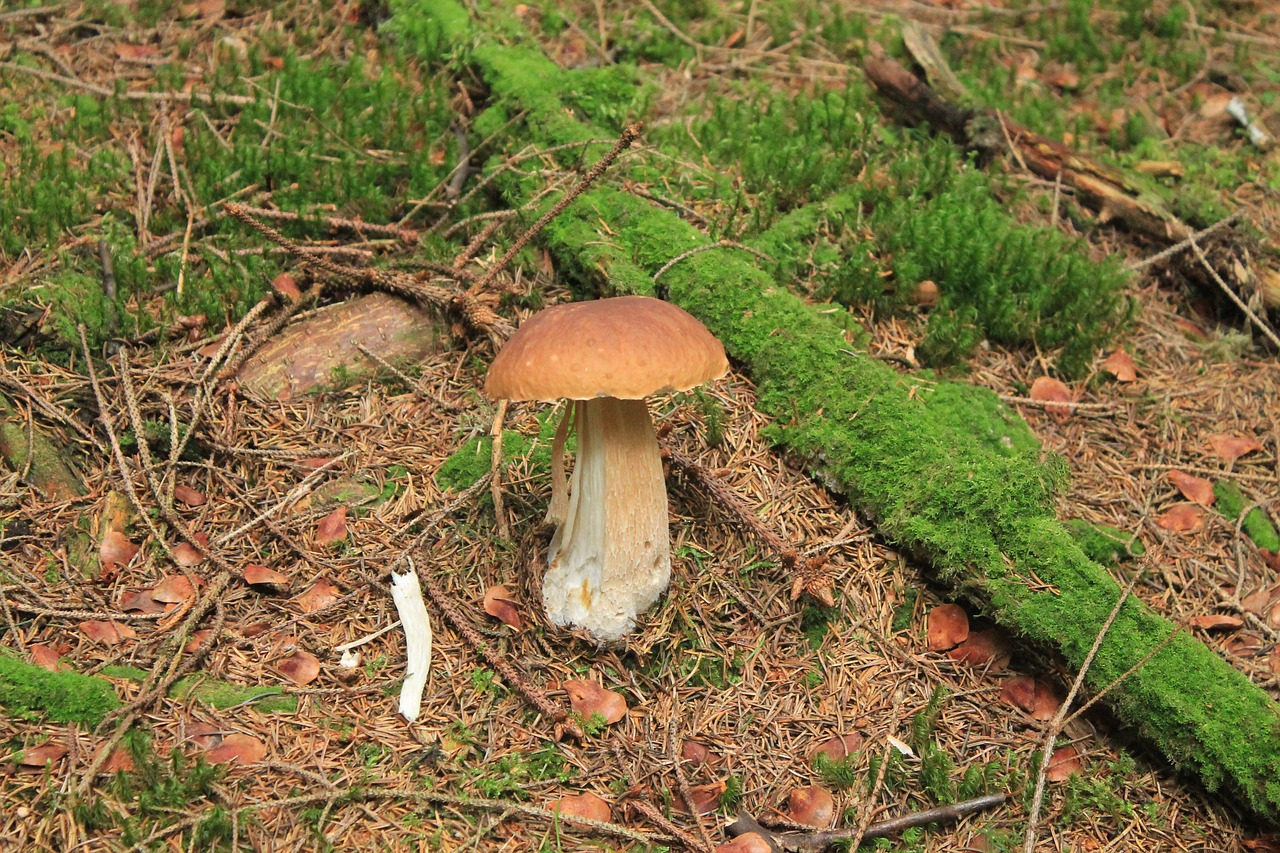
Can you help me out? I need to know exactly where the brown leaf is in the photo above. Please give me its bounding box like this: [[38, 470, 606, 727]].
[[179, 0, 225, 19], [115, 43, 159, 60], [1000, 675, 1063, 721], [1243, 835, 1280, 853], [152, 574, 198, 604], [673, 780, 726, 815], [294, 578, 340, 613], [946, 628, 1010, 671], [1156, 503, 1204, 532], [120, 589, 167, 614], [1167, 470, 1215, 505], [29, 643, 69, 672], [1101, 348, 1137, 382], [301, 456, 336, 470], [483, 584, 523, 630], [1208, 434, 1264, 463], [1029, 377, 1074, 421], [315, 507, 348, 546], [205, 733, 266, 765], [99, 530, 140, 569], [716, 835, 775, 853], [681, 740, 712, 766], [278, 650, 321, 685], [811, 732, 863, 763], [79, 620, 137, 645], [243, 564, 290, 587], [1263, 550, 1280, 572], [562, 679, 627, 725], [184, 629, 214, 654], [1189, 614, 1243, 632], [927, 603, 969, 651], [173, 485, 207, 507], [1242, 586, 1278, 617], [1198, 91, 1235, 118], [18, 742, 68, 768], [549, 791, 611, 823], [786, 784, 835, 827], [184, 721, 224, 749], [1046, 745, 1083, 782], [99, 746, 135, 774], [172, 541, 205, 567], [271, 272, 302, 301]]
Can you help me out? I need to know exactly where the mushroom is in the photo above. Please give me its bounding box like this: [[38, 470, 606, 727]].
[[485, 296, 728, 641]]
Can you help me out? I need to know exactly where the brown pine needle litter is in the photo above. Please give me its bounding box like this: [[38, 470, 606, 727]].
[[2, 3, 1280, 851]]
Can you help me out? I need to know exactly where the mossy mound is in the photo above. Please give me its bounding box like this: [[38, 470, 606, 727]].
[[0, 652, 120, 727]]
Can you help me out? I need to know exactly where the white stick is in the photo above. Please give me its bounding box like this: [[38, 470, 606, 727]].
[[391, 561, 432, 723]]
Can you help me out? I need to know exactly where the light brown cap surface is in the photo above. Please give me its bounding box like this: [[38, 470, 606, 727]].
[[485, 296, 728, 402]]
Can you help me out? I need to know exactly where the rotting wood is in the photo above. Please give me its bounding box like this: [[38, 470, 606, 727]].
[[400, 0, 1280, 821], [863, 51, 1280, 324]]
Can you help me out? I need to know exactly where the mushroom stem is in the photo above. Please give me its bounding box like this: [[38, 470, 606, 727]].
[[544, 396, 671, 640]]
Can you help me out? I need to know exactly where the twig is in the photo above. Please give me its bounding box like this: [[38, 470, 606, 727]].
[[0, 61, 256, 105], [1188, 236, 1280, 350], [727, 793, 1008, 851], [465, 122, 643, 297], [652, 240, 773, 284], [1125, 212, 1242, 272], [490, 399, 511, 539], [229, 205, 421, 243], [1022, 569, 1144, 852], [668, 687, 716, 852], [416, 561, 582, 738]]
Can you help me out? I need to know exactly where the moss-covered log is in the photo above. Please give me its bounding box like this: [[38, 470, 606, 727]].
[[388, 0, 1280, 821]]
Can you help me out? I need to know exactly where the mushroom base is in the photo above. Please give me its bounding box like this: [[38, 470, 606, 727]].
[[543, 397, 671, 641]]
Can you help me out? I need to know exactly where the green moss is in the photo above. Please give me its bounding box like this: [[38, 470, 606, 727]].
[[0, 651, 120, 726], [99, 666, 298, 713], [436, 411, 566, 492], [1214, 480, 1280, 553], [1065, 520, 1145, 565]]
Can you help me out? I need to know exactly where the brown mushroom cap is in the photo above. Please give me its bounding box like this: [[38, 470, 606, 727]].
[[485, 296, 728, 402]]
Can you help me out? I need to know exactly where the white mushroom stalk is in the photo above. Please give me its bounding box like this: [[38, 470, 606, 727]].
[[543, 397, 670, 641]]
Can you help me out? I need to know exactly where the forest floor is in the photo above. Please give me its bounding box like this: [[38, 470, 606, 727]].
[[1, 1, 1280, 851]]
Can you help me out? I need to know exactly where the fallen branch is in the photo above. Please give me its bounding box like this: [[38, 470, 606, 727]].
[[725, 793, 1008, 852]]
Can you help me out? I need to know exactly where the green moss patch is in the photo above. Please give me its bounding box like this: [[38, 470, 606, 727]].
[[0, 652, 120, 726]]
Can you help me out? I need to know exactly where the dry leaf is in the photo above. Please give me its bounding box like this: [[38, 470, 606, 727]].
[[28, 643, 69, 672], [1242, 586, 1278, 617], [301, 457, 336, 470], [1000, 675, 1063, 721], [1029, 376, 1074, 421], [1243, 836, 1280, 853], [172, 541, 205, 567], [1101, 348, 1137, 382], [79, 620, 137, 645], [1156, 504, 1204, 532], [184, 629, 214, 653], [927, 603, 970, 651], [1208, 434, 1264, 463], [716, 835, 775, 853], [673, 780, 726, 815], [562, 679, 627, 725], [315, 507, 348, 546], [99, 530, 140, 568], [786, 785, 835, 827], [173, 485, 207, 507], [681, 740, 712, 766], [811, 732, 863, 762], [295, 578, 340, 613], [483, 584, 523, 630], [1263, 550, 1280, 572], [18, 743, 68, 767], [99, 746, 135, 774], [152, 574, 198, 603], [206, 733, 266, 765], [1167, 471, 1215, 505], [243, 564, 290, 587], [278, 650, 321, 685], [1189, 614, 1243, 632], [1046, 745, 1083, 782], [1198, 91, 1235, 118], [946, 628, 1010, 671], [549, 791, 611, 823], [115, 43, 159, 60], [271, 272, 302, 301], [183, 721, 223, 749], [120, 589, 167, 614]]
